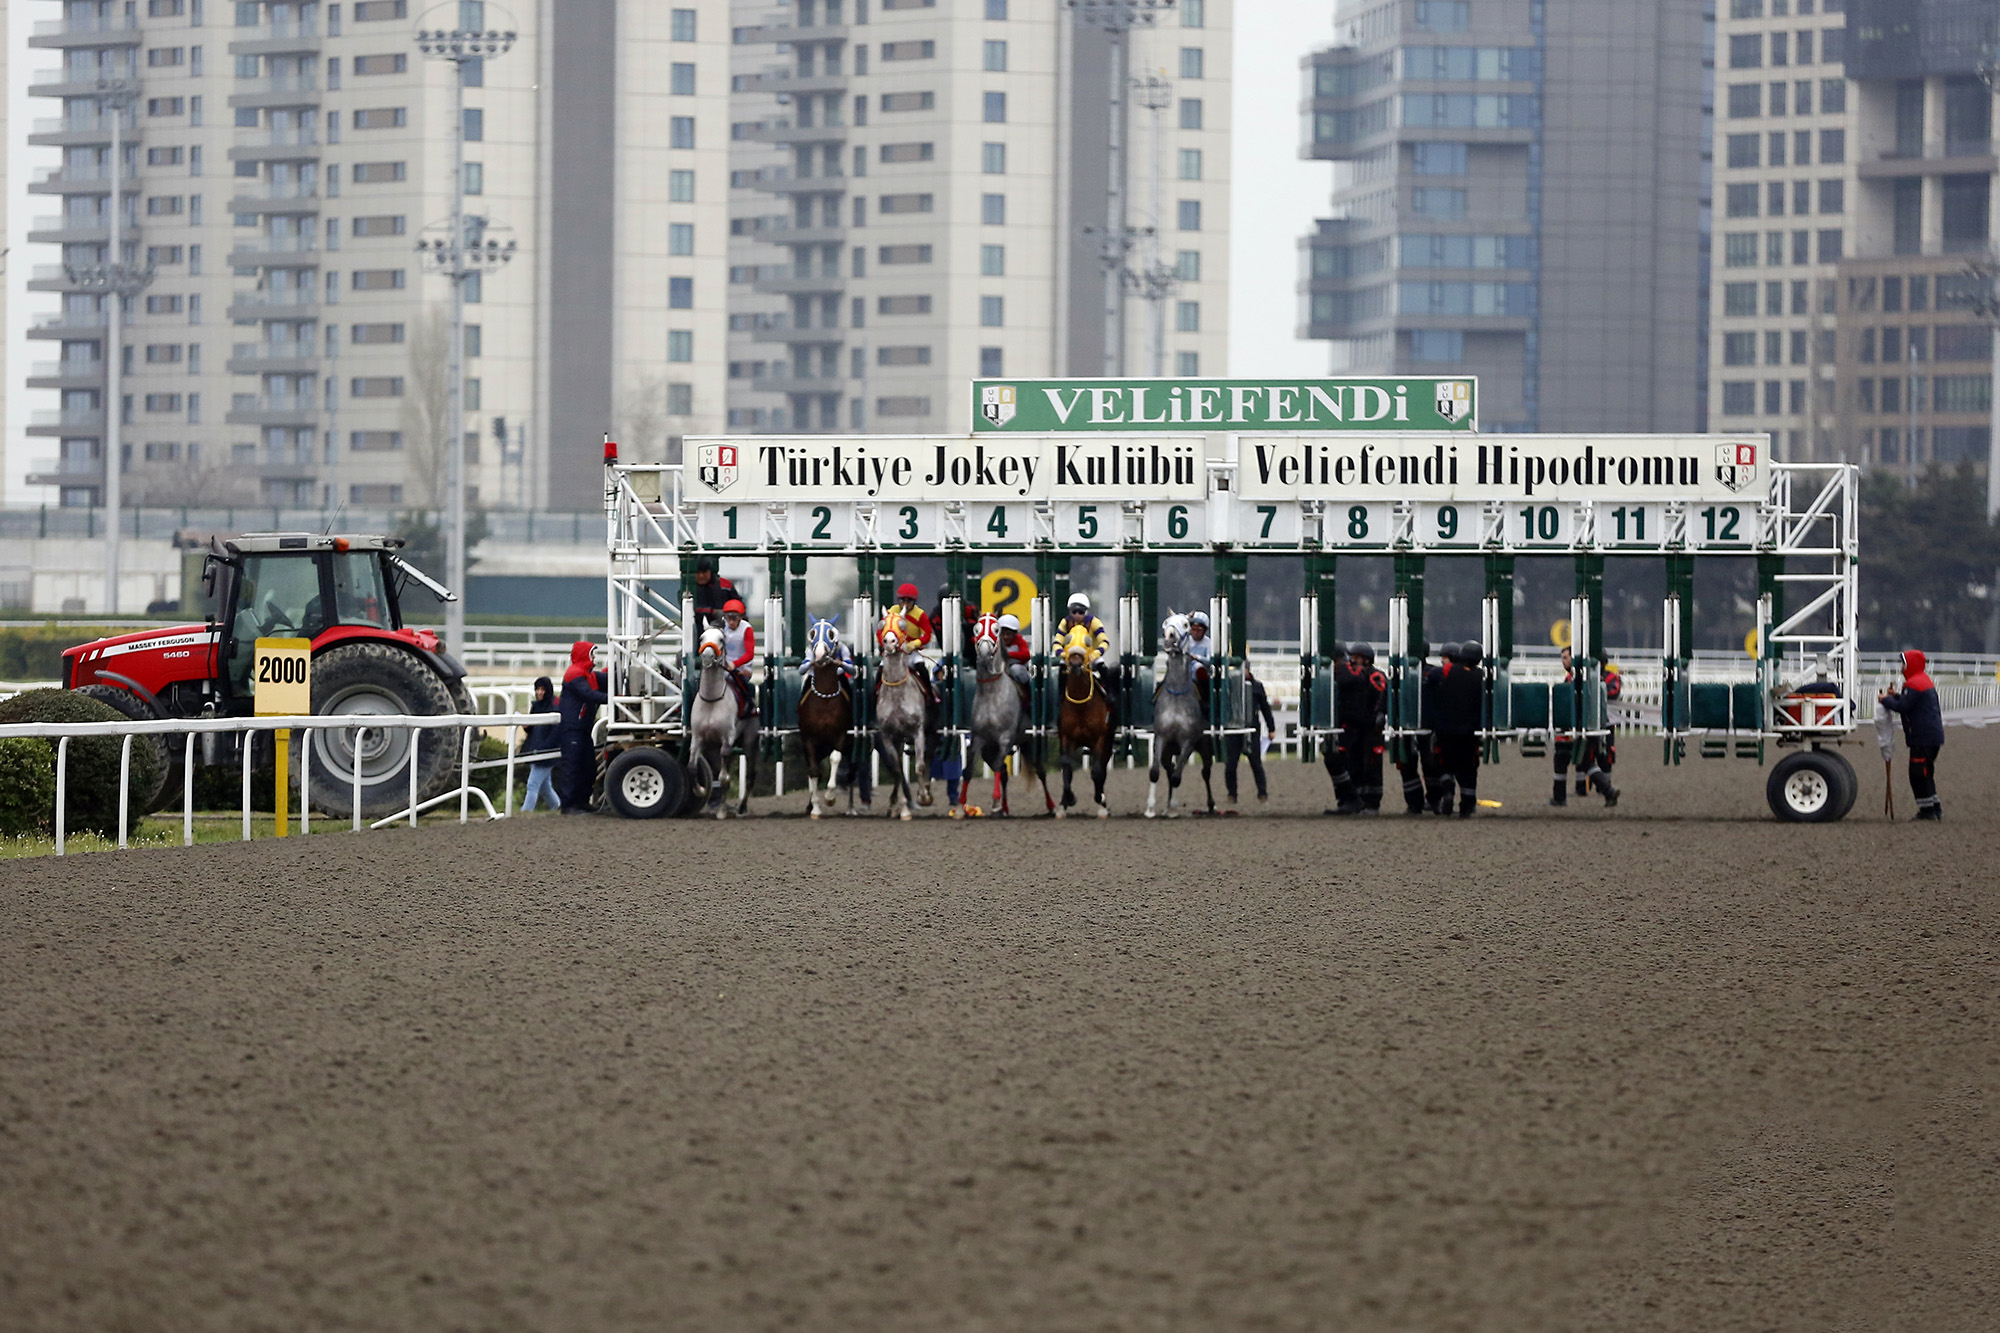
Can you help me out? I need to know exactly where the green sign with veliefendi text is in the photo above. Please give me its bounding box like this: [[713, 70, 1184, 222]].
[[972, 377, 1477, 434]]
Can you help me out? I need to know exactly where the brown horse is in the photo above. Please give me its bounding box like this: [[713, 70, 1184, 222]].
[[796, 618, 865, 817], [1054, 625, 1115, 819]]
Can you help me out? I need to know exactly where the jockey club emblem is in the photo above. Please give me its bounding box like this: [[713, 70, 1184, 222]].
[[979, 383, 1017, 427], [1714, 441, 1757, 493], [1433, 380, 1471, 422], [696, 443, 739, 494]]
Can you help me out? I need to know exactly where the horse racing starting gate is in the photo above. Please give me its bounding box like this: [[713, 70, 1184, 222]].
[[599, 376, 1861, 823]]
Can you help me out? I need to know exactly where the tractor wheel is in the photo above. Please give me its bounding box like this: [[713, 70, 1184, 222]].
[[75, 684, 176, 814], [1766, 750, 1847, 823], [306, 642, 459, 818], [1819, 747, 1858, 822], [604, 747, 687, 819]]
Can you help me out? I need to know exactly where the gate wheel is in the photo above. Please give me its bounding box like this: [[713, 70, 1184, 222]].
[[1767, 750, 1847, 823], [605, 747, 688, 819]]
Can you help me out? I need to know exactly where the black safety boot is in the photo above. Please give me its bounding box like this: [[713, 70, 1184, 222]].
[[1549, 780, 1567, 807], [1575, 777, 1588, 798]]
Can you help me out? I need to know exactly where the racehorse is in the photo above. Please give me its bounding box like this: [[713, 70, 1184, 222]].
[[965, 613, 1052, 817], [873, 608, 934, 820], [1054, 623, 1115, 819], [1146, 611, 1216, 818], [796, 618, 867, 817], [688, 627, 761, 817]]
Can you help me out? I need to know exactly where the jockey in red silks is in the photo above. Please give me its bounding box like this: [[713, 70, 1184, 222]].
[[880, 582, 938, 703], [719, 598, 756, 713]]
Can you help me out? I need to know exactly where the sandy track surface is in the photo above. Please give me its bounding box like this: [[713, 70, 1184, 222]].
[[3, 734, 1997, 1331]]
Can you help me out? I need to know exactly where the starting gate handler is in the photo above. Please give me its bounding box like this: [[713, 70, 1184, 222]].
[[1551, 646, 1621, 808], [557, 641, 609, 813], [1327, 643, 1387, 815], [1434, 642, 1485, 818], [1878, 649, 1944, 820], [1224, 664, 1276, 805], [1395, 640, 1446, 816]]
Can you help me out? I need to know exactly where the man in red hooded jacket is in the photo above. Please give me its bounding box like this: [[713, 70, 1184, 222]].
[[556, 641, 608, 813], [1879, 648, 1944, 820]]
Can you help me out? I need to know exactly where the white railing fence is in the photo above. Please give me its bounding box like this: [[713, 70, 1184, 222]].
[[0, 712, 544, 855]]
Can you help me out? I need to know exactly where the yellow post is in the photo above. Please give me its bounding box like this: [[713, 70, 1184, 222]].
[[274, 729, 289, 837]]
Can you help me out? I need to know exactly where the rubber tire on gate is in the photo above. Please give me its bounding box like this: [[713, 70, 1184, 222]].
[[1819, 747, 1858, 822], [305, 642, 460, 818], [1766, 749, 1847, 823], [75, 683, 176, 814], [605, 747, 687, 819]]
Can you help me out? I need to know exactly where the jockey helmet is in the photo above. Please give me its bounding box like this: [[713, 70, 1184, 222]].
[[1190, 611, 1210, 628], [998, 614, 1021, 632], [1068, 592, 1090, 611], [1349, 641, 1375, 663], [722, 598, 746, 614], [1455, 641, 1484, 666], [1436, 642, 1460, 663], [896, 582, 920, 600]]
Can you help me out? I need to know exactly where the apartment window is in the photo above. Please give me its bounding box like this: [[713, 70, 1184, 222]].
[[1821, 79, 1846, 115], [1180, 48, 1204, 79], [350, 431, 402, 451], [878, 346, 931, 367], [1725, 184, 1759, 218], [880, 143, 934, 163], [668, 223, 694, 256], [354, 54, 407, 75], [1768, 231, 1787, 265], [148, 98, 186, 117], [1726, 134, 1759, 168], [1764, 330, 1784, 365], [1723, 282, 1757, 316], [1817, 229, 1842, 263], [881, 92, 934, 112], [1790, 230, 1810, 264], [1175, 250, 1201, 281], [1936, 326, 1993, 361], [353, 107, 406, 129], [983, 143, 1007, 174], [979, 296, 1004, 327], [147, 197, 186, 216], [1412, 188, 1467, 219], [1177, 200, 1201, 231], [151, 0, 186, 12], [148, 47, 186, 68], [1764, 381, 1784, 414], [1822, 28, 1844, 63], [1412, 1, 1467, 31], [1175, 301, 1200, 333], [144, 393, 183, 413], [880, 193, 934, 214], [668, 330, 693, 362], [147, 246, 185, 265], [880, 295, 932, 315], [1730, 0, 1762, 15], [879, 245, 933, 265], [352, 162, 407, 183], [984, 41, 1008, 72], [984, 92, 1007, 123], [670, 117, 695, 149], [1793, 180, 1811, 215], [462, 108, 483, 141], [882, 41, 936, 61], [1412, 143, 1467, 175], [1168, 351, 1196, 376], [982, 193, 1005, 224], [853, 196, 867, 226], [350, 376, 404, 397], [980, 347, 1004, 377], [669, 277, 694, 309], [667, 62, 697, 97], [1770, 32, 1788, 66], [351, 322, 404, 344], [354, 1, 408, 17], [1723, 332, 1756, 365], [671, 8, 696, 40], [1727, 84, 1761, 118], [145, 344, 184, 364], [669, 170, 695, 202], [1178, 148, 1203, 180], [1723, 234, 1758, 267], [1181, 0, 1204, 25], [351, 215, 405, 236], [1402, 330, 1460, 364], [147, 147, 185, 167], [1792, 280, 1810, 316], [351, 269, 405, 290], [1769, 81, 1788, 118], [1790, 330, 1809, 365], [876, 397, 931, 418], [1729, 34, 1762, 68], [1179, 98, 1203, 130], [1818, 180, 1843, 215]]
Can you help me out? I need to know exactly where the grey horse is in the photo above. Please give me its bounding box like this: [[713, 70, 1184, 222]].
[[688, 630, 760, 818], [1146, 612, 1215, 818], [873, 621, 933, 820], [964, 619, 1053, 816]]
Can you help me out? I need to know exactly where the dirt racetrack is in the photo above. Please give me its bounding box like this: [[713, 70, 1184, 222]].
[[3, 731, 1998, 1332]]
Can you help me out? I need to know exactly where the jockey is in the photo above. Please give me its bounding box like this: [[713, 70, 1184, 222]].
[[998, 613, 1031, 686], [881, 581, 939, 703], [719, 598, 756, 713], [1059, 592, 1117, 699], [1186, 610, 1214, 682]]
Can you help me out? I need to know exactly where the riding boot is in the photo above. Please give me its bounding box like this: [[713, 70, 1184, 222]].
[[1549, 779, 1567, 807]]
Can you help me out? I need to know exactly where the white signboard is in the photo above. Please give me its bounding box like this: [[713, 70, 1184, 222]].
[[685, 434, 1208, 503], [1236, 434, 1767, 504]]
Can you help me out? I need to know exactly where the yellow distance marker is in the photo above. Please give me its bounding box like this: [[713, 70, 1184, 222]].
[[253, 637, 312, 836], [980, 567, 1038, 627], [1744, 628, 1760, 659], [1550, 618, 1572, 649]]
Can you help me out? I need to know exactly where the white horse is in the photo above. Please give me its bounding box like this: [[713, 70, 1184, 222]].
[[688, 628, 760, 818], [873, 613, 933, 821], [1146, 611, 1215, 818], [965, 613, 1052, 816]]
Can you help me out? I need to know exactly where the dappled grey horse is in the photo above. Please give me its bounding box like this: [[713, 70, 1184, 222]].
[[688, 629, 760, 818], [965, 614, 1052, 816], [1146, 612, 1215, 818], [873, 618, 933, 820]]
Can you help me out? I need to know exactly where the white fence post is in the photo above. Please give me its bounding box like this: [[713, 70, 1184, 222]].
[[183, 732, 196, 847], [504, 726, 516, 817], [241, 732, 252, 841], [55, 736, 69, 856], [408, 726, 418, 828], [460, 727, 473, 824], [352, 726, 365, 831], [298, 730, 309, 839], [117, 735, 132, 850]]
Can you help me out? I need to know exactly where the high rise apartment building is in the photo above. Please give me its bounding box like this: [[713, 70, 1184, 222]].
[[21, 0, 1231, 514], [1708, 0, 1998, 478], [1300, 0, 1708, 433]]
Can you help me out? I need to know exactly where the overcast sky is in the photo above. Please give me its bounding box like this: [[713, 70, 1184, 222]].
[[1228, 0, 1338, 378]]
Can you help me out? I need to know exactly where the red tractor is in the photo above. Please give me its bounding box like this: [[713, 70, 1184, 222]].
[[62, 533, 474, 816]]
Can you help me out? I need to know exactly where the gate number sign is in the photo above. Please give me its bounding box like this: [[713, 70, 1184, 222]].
[[253, 637, 312, 716]]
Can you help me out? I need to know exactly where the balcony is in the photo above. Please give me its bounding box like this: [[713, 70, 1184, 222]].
[[753, 268, 848, 295], [26, 359, 105, 390], [764, 222, 847, 246], [28, 14, 141, 48], [27, 311, 110, 341], [228, 21, 323, 58], [227, 293, 323, 321], [227, 344, 320, 375], [228, 75, 322, 110], [28, 214, 112, 244], [745, 119, 850, 146], [1858, 146, 2000, 179], [228, 242, 323, 269], [227, 135, 323, 164], [27, 164, 136, 196], [762, 170, 847, 195], [27, 409, 107, 438], [733, 22, 851, 44], [752, 71, 850, 96], [28, 74, 139, 99], [27, 114, 119, 147], [227, 188, 323, 215], [226, 397, 320, 427], [26, 458, 106, 489], [750, 319, 848, 345], [764, 375, 848, 397]]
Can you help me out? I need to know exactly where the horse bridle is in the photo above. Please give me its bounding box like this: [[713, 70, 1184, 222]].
[[803, 651, 849, 699], [695, 646, 729, 703]]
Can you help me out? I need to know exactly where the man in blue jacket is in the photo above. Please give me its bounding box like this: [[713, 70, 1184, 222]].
[[1879, 648, 1944, 820], [556, 642, 609, 814]]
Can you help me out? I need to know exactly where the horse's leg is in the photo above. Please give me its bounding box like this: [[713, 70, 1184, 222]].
[[1199, 737, 1217, 813], [804, 738, 823, 818], [882, 732, 913, 820], [1056, 747, 1075, 818], [1093, 740, 1112, 818], [737, 723, 759, 816], [1146, 733, 1164, 819]]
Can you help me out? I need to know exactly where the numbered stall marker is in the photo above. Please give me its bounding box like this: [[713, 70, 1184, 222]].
[[1056, 502, 1118, 549], [1416, 502, 1479, 548], [790, 502, 856, 549], [879, 503, 939, 549], [1511, 502, 1575, 549], [970, 503, 1035, 549], [1142, 501, 1204, 548], [1597, 503, 1666, 549], [1234, 501, 1305, 549], [1692, 502, 1753, 549], [698, 504, 761, 549], [1327, 502, 1392, 549]]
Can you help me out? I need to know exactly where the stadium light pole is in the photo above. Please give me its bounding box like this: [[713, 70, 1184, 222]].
[[416, 6, 516, 651]]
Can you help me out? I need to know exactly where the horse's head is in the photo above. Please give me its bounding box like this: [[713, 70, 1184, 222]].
[[972, 613, 1001, 664], [697, 627, 726, 664], [1161, 611, 1190, 655], [1060, 623, 1095, 668], [808, 617, 840, 662], [879, 609, 912, 656]]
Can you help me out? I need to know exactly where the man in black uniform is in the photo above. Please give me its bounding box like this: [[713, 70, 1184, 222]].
[[688, 556, 736, 633], [1224, 664, 1278, 806], [1320, 643, 1352, 813], [1395, 640, 1449, 816], [1327, 642, 1387, 815], [1550, 646, 1621, 807], [1433, 641, 1485, 818]]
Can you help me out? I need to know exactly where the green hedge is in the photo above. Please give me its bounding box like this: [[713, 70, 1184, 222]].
[[0, 737, 58, 837], [0, 689, 159, 836], [0, 624, 141, 682]]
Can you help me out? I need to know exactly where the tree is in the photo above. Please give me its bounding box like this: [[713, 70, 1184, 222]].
[[399, 307, 453, 509], [1857, 463, 2000, 652], [125, 452, 253, 508], [619, 373, 671, 465]]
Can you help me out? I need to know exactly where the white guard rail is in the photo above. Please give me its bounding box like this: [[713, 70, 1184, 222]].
[[0, 711, 542, 856]]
